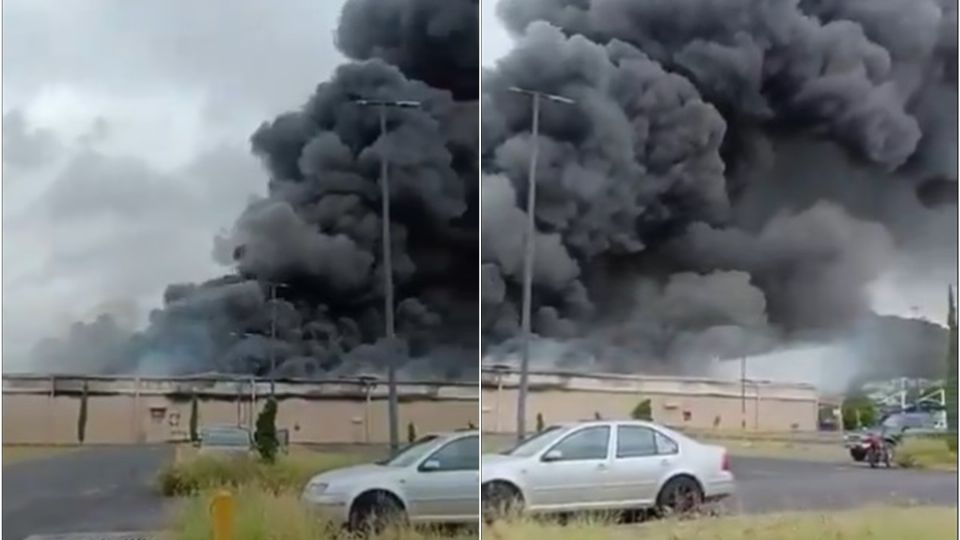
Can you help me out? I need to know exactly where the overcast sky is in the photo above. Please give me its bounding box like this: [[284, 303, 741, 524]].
[[1, 1, 950, 371], [1, 0, 353, 368]]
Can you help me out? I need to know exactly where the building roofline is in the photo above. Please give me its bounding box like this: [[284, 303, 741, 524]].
[[479, 365, 818, 391]]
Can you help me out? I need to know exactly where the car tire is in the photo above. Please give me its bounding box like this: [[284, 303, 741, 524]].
[[348, 490, 406, 534], [655, 476, 704, 518], [482, 481, 523, 523]]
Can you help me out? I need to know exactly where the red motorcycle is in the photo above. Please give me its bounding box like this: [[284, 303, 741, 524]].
[[865, 432, 894, 468]]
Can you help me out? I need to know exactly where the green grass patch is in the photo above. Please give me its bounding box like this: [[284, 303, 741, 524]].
[[157, 446, 365, 496], [488, 506, 957, 539], [166, 488, 474, 540], [895, 436, 958, 470]]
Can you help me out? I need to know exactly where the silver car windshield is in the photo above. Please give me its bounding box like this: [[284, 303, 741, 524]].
[[501, 426, 564, 457], [382, 436, 440, 467]]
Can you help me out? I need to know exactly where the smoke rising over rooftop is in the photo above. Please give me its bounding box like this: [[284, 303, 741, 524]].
[[482, 0, 957, 385], [32, 0, 480, 380]]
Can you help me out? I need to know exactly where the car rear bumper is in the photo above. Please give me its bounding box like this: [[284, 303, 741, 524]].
[[703, 474, 736, 500]]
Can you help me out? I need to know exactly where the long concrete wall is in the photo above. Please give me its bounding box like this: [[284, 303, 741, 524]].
[[2, 375, 479, 445], [480, 369, 820, 433], [3, 370, 822, 444]]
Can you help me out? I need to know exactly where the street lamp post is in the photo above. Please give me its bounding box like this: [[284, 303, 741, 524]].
[[507, 87, 575, 442], [352, 97, 422, 453], [741, 356, 747, 430], [264, 281, 288, 398]]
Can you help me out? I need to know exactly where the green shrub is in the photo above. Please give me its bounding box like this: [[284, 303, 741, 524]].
[[630, 399, 652, 421], [536, 413, 545, 433], [841, 397, 876, 430], [254, 399, 279, 463], [157, 450, 362, 497], [896, 436, 957, 470]]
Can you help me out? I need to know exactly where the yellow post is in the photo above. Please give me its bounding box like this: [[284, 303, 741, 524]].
[[210, 490, 233, 540]]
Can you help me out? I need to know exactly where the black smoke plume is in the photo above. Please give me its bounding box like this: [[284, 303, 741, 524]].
[[33, 0, 479, 380], [482, 0, 957, 385]]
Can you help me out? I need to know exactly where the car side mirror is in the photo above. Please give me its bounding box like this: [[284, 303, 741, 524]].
[[420, 459, 441, 472], [542, 449, 563, 462]]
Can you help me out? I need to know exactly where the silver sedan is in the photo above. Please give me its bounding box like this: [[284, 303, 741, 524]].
[[302, 431, 478, 531], [481, 420, 735, 519]]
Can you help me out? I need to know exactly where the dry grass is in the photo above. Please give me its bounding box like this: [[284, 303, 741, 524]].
[[895, 437, 958, 470], [2, 445, 78, 465], [166, 490, 955, 540], [485, 506, 957, 540], [158, 446, 367, 496], [166, 488, 475, 540]]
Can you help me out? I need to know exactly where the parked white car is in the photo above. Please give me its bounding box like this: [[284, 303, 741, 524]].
[[481, 420, 735, 519], [302, 431, 478, 531]]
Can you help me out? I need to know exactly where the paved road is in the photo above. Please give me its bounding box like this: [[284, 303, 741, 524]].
[[2, 447, 955, 540], [3, 446, 174, 540], [725, 456, 958, 513]]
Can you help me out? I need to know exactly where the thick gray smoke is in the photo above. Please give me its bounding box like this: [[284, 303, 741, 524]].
[[482, 0, 957, 384], [33, 0, 479, 380]]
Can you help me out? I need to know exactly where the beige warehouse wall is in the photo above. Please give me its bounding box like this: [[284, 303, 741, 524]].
[[481, 388, 818, 433], [4, 394, 80, 445], [2, 392, 479, 445]]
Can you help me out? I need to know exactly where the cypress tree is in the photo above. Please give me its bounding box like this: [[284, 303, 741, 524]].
[[254, 398, 279, 463]]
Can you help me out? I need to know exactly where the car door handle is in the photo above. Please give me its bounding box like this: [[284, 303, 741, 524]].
[[659, 459, 670, 467], [596, 463, 608, 470]]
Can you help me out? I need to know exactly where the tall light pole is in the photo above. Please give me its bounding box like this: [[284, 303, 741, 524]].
[[352, 97, 422, 453], [507, 87, 575, 442], [741, 356, 747, 430], [263, 281, 288, 397]]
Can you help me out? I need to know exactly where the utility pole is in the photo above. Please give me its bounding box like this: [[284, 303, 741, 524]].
[[352, 97, 422, 453], [741, 356, 747, 430], [264, 281, 287, 397], [507, 87, 575, 443]]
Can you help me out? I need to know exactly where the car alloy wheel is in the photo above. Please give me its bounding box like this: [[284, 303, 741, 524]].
[[656, 476, 703, 517], [482, 481, 523, 522], [349, 491, 406, 534]]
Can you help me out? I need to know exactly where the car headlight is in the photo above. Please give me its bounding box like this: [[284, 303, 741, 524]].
[[304, 481, 329, 497]]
